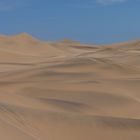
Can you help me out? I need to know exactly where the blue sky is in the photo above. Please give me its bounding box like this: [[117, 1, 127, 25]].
[[0, 0, 140, 44]]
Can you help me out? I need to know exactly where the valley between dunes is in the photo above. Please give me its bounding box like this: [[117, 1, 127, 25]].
[[0, 33, 140, 140]]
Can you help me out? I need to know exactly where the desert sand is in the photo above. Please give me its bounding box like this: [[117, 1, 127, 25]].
[[0, 33, 140, 140]]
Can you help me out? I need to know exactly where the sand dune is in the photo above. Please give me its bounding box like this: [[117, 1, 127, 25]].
[[0, 33, 140, 140]]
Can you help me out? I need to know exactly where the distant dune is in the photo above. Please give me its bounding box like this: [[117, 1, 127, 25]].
[[0, 33, 140, 140]]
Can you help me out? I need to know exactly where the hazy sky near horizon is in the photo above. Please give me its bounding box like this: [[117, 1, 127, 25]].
[[0, 0, 140, 44]]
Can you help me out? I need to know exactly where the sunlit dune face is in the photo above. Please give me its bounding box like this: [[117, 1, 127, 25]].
[[0, 34, 140, 140]]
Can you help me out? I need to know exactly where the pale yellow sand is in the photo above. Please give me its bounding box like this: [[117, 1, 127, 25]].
[[0, 33, 140, 140]]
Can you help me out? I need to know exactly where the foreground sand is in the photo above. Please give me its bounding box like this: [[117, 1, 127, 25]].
[[0, 33, 140, 140]]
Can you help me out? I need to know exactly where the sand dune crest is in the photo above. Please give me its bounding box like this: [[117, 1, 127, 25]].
[[0, 34, 140, 140]]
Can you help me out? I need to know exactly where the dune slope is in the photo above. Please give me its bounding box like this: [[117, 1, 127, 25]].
[[0, 34, 140, 140]]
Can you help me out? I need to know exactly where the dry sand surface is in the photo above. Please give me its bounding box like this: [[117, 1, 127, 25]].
[[0, 33, 140, 140]]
